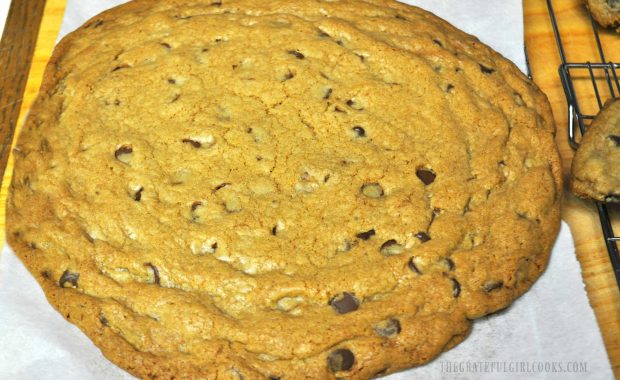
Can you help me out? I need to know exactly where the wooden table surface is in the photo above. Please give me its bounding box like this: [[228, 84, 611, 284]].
[[0, 0, 618, 377]]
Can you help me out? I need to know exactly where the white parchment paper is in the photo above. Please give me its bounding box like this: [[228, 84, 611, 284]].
[[0, 1, 614, 379]]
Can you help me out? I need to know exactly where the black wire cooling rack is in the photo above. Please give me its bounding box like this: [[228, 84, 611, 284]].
[[546, 0, 620, 291]]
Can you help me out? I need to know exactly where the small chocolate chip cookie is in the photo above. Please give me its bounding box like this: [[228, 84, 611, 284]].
[[6, 0, 562, 378], [585, 0, 620, 30], [571, 98, 620, 202]]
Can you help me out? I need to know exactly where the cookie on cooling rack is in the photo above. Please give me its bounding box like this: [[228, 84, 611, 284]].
[[584, 0, 620, 30], [571, 98, 620, 202], [6, 0, 562, 378]]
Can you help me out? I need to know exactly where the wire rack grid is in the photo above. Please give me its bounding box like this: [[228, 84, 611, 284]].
[[545, 0, 620, 290]]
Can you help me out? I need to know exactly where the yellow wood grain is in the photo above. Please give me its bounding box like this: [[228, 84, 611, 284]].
[[0, 0, 618, 377], [525, 0, 620, 377]]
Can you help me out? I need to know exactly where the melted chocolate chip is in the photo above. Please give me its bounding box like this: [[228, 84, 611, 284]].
[[287, 50, 305, 59], [346, 99, 364, 110], [356, 229, 376, 240], [352, 126, 366, 137], [327, 349, 355, 372], [608, 135, 620, 147], [59, 270, 79, 288], [416, 168, 436, 185], [380, 239, 404, 255], [483, 280, 503, 293], [133, 187, 144, 201], [479, 64, 495, 74], [99, 314, 110, 326], [112, 64, 130, 72], [214, 182, 231, 192], [145, 263, 160, 285], [283, 70, 295, 81], [451, 278, 461, 297], [323, 88, 333, 100], [415, 232, 431, 243], [191, 201, 202, 212], [114, 145, 133, 160], [329, 292, 359, 314], [373, 318, 401, 337], [408, 257, 422, 274], [442, 258, 455, 271], [182, 138, 202, 148]]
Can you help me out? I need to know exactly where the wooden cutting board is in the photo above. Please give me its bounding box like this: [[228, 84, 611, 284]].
[[0, 0, 618, 377]]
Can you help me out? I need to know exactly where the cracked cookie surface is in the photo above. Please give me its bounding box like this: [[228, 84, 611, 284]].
[[571, 98, 620, 202], [6, 0, 562, 378], [585, 0, 620, 30]]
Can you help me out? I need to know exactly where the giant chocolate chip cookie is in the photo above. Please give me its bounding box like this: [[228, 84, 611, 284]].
[[7, 0, 562, 378]]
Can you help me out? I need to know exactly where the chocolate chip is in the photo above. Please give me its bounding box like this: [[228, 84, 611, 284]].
[[111, 64, 130, 72], [59, 270, 79, 288], [214, 182, 231, 192], [346, 98, 364, 110], [361, 183, 384, 198], [479, 64, 495, 74], [41, 270, 51, 279], [451, 278, 461, 297], [287, 50, 305, 59], [408, 257, 422, 274], [433, 38, 443, 47], [283, 70, 295, 81], [446, 84, 455, 93], [352, 126, 366, 137], [442, 258, 455, 271], [334, 106, 347, 113], [99, 314, 110, 326], [380, 239, 404, 255], [356, 229, 375, 240], [327, 349, 355, 372], [483, 280, 503, 293], [608, 135, 620, 147], [191, 201, 202, 212], [268, 377, 281, 380], [271, 225, 278, 236], [168, 78, 176, 84], [133, 187, 144, 201], [145, 263, 160, 285], [373, 318, 401, 337], [211, 0, 222, 6], [319, 30, 331, 38], [415, 232, 431, 243], [416, 168, 436, 185], [182, 138, 202, 148], [114, 145, 133, 161], [323, 88, 333, 99], [160, 42, 171, 49], [329, 292, 359, 314]]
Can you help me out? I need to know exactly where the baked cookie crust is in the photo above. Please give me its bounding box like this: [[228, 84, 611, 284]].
[[7, 0, 562, 379], [585, 0, 620, 30], [571, 98, 620, 202]]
